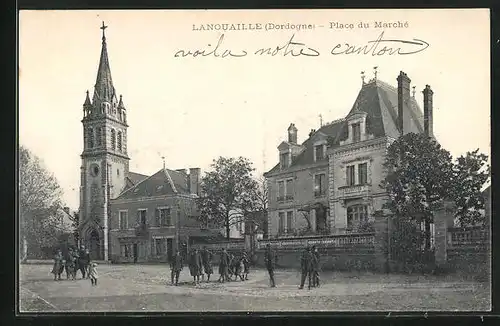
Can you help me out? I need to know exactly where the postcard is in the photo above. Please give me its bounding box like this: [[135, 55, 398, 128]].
[[18, 9, 491, 312]]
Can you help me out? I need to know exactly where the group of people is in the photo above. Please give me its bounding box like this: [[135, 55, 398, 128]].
[[170, 244, 321, 290], [263, 243, 321, 290], [51, 245, 99, 286], [169, 246, 251, 286], [299, 245, 321, 290]]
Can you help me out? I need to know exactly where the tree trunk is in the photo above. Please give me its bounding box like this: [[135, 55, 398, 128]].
[[225, 214, 230, 240]]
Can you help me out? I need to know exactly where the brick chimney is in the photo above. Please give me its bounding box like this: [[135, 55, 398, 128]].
[[189, 168, 201, 196], [423, 85, 434, 137], [288, 123, 298, 144], [397, 71, 411, 135]]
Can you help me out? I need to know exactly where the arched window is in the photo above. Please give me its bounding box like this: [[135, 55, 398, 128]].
[[96, 127, 102, 146], [117, 131, 122, 151], [87, 127, 94, 148], [111, 129, 116, 150]]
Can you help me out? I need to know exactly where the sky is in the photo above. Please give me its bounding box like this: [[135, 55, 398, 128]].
[[19, 9, 491, 210]]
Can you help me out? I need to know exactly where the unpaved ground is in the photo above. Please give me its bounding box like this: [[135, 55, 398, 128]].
[[19, 264, 490, 312]]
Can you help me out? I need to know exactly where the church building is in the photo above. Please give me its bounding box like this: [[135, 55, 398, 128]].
[[77, 23, 216, 262], [264, 69, 435, 237]]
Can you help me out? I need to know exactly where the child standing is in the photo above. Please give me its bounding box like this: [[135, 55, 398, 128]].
[[89, 262, 98, 286]]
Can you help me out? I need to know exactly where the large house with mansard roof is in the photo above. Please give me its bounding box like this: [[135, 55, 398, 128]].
[[77, 23, 220, 263], [264, 70, 436, 238]]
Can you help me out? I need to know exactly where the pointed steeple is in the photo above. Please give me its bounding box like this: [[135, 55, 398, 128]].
[[83, 90, 92, 107], [93, 21, 116, 105], [118, 94, 125, 109]]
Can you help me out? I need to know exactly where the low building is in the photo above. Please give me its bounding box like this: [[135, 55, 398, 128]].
[[265, 71, 434, 237]]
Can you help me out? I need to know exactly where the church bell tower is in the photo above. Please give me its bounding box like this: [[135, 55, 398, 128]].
[[78, 22, 130, 261]]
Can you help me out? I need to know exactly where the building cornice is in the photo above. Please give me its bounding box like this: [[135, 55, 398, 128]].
[[111, 193, 197, 205], [82, 115, 129, 128], [81, 150, 130, 160], [329, 136, 391, 158], [265, 161, 329, 178]]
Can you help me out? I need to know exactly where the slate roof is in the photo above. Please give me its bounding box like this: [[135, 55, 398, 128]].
[[265, 119, 345, 175], [124, 171, 149, 190], [265, 77, 426, 176], [333, 79, 424, 145], [116, 168, 190, 200]]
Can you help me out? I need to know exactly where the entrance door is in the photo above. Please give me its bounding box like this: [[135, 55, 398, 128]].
[[89, 229, 101, 260], [166, 238, 173, 262], [315, 207, 327, 234], [133, 243, 138, 263]]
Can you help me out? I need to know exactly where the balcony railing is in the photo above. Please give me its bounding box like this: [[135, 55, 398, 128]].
[[448, 227, 488, 248], [338, 184, 370, 199], [277, 195, 294, 202], [135, 223, 149, 236], [314, 190, 327, 198], [259, 232, 375, 250]]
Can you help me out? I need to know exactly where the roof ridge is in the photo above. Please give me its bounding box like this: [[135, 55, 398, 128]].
[[324, 118, 345, 126], [163, 168, 178, 193], [117, 170, 158, 198]]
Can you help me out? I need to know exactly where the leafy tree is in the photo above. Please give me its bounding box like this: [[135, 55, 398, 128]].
[[380, 133, 454, 250], [242, 176, 269, 237], [197, 157, 260, 240], [450, 149, 490, 227], [19, 145, 65, 259]]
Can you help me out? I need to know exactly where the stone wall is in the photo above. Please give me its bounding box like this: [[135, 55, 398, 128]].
[[253, 246, 376, 271]]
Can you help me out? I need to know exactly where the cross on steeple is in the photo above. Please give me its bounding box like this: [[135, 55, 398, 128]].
[[100, 21, 108, 41]]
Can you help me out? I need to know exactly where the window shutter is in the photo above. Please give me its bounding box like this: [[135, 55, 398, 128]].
[[151, 240, 156, 256], [136, 210, 140, 224], [155, 209, 160, 226]]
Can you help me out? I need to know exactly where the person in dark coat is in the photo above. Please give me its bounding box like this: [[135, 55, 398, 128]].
[[233, 255, 245, 281], [188, 248, 203, 285], [311, 245, 320, 287], [218, 248, 229, 283], [299, 246, 313, 290], [200, 246, 213, 282], [77, 245, 90, 279], [242, 251, 250, 281], [170, 250, 183, 286], [51, 249, 64, 281], [264, 244, 277, 288], [65, 248, 78, 280], [227, 253, 235, 280]]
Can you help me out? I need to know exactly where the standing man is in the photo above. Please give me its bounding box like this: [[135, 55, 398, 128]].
[[218, 248, 229, 283], [200, 246, 213, 282], [311, 245, 320, 287], [78, 245, 89, 279], [299, 246, 313, 290], [242, 251, 250, 281], [188, 248, 202, 285], [264, 244, 277, 288], [170, 249, 183, 286]]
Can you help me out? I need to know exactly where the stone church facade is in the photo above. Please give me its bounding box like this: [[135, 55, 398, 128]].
[[77, 23, 218, 262], [265, 71, 435, 237]]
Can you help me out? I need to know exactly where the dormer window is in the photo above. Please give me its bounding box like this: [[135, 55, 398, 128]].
[[314, 145, 325, 161], [280, 152, 290, 169], [352, 123, 361, 142]]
